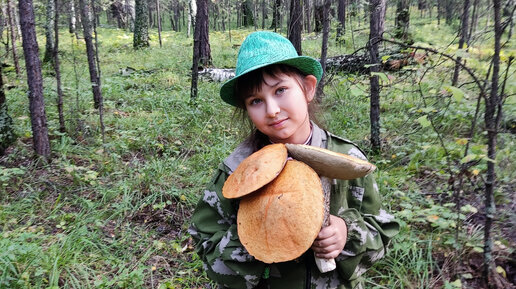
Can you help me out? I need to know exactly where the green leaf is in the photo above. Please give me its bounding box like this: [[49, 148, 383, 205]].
[[350, 86, 366, 97], [417, 115, 431, 128], [461, 154, 478, 163], [381, 55, 391, 62], [444, 85, 466, 102], [371, 72, 389, 84]]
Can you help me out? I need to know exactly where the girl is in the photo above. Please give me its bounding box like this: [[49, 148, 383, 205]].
[[189, 31, 399, 289]]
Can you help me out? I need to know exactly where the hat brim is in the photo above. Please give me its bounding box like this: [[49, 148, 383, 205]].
[[220, 56, 323, 107]]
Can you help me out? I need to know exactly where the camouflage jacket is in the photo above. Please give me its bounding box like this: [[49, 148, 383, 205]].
[[189, 123, 399, 289]]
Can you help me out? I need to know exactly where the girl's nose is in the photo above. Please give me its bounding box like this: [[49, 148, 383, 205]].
[[266, 99, 280, 117]]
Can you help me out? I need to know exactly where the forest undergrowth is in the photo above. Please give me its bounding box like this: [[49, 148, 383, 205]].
[[1, 14, 515, 289]]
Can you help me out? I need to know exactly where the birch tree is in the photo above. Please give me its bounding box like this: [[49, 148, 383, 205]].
[[134, 0, 149, 48]]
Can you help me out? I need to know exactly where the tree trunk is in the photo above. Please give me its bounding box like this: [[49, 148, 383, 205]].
[[6, 0, 20, 76], [191, 0, 211, 99], [314, 1, 323, 32], [197, 0, 211, 67], [0, 60, 16, 155], [270, 0, 281, 31], [467, 0, 479, 44], [134, 0, 149, 48], [304, 0, 311, 33], [261, 0, 266, 29], [395, 0, 410, 40], [156, 0, 162, 47], [452, 0, 470, 86], [288, 0, 302, 55], [483, 0, 501, 285], [188, 0, 196, 38], [242, 0, 255, 26], [78, 0, 101, 109], [336, 0, 346, 44], [54, 0, 65, 133], [19, 0, 51, 158], [126, 0, 135, 31], [69, 0, 77, 34], [369, 0, 386, 153], [437, 0, 441, 25], [445, 0, 455, 25], [316, 0, 331, 99], [43, 0, 55, 64]]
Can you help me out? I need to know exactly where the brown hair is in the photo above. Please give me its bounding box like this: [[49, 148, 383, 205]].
[[231, 64, 323, 151]]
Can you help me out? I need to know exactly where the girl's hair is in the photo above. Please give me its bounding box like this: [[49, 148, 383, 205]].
[[232, 64, 324, 151]]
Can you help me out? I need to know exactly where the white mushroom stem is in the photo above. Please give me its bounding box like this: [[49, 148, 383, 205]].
[[314, 176, 337, 273]]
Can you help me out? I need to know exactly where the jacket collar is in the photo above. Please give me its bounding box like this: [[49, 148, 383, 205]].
[[223, 121, 327, 173]]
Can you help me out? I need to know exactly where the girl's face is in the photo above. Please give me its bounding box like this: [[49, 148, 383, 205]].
[[244, 73, 317, 144]]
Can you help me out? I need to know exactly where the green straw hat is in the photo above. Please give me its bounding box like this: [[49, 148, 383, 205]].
[[220, 31, 323, 107]]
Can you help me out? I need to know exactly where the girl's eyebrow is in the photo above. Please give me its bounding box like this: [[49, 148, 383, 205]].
[[263, 78, 283, 88]]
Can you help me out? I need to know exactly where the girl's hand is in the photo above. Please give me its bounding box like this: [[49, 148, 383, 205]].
[[311, 215, 347, 259]]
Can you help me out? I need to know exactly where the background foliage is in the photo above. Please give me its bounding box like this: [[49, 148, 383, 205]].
[[1, 1, 515, 288]]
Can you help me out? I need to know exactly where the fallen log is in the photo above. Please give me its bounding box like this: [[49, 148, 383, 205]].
[[199, 48, 426, 82]]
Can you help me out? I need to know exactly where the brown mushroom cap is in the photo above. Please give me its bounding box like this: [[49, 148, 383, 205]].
[[222, 143, 288, 199], [285, 144, 376, 180], [237, 160, 324, 263]]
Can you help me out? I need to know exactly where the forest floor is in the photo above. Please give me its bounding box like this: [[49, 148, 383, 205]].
[[1, 16, 515, 289]]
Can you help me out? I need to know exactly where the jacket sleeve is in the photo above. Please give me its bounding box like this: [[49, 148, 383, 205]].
[[188, 164, 266, 289], [333, 172, 399, 281]]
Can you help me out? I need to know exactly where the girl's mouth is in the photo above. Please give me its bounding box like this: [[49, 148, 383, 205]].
[[270, 118, 287, 128]]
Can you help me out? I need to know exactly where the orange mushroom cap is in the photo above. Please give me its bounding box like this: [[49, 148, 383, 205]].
[[237, 160, 324, 263], [222, 143, 288, 199]]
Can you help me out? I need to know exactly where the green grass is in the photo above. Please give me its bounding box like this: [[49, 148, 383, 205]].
[[1, 6, 515, 288]]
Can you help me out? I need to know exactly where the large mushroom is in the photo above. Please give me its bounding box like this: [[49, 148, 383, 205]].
[[223, 143, 376, 271], [285, 143, 376, 272], [222, 143, 287, 199], [237, 160, 325, 263]]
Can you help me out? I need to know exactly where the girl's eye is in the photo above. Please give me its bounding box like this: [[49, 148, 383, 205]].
[[248, 98, 262, 106], [276, 88, 286, 95]]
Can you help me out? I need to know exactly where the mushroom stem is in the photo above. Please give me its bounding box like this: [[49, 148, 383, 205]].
[[314, 176, 337, 273]]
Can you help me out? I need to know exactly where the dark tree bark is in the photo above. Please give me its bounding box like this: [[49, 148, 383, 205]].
[[78, 0, 101, 109], [43, 0, 55, 64], [445, 0, 455, 25], [191, 0, 211, 99], [304, 0, 312, 33], [6, 0, 20, 76], [242, 0, 254, 26], [197, 0, 211, 67], [483, 0, 502, 285], [369, 0, 386, 153], [336, 0, 346, 44], [288, 0, 303, 55], [314, 1, 323, 32], [54, 0, 65, 133], [19, 0, 51, 157], [395, 0, 410, 40], [156, 0, 162, 47], [270, 0, 281, 31], [134, 0, 149, 48], [316, 0, 330, 99], [261, 0, 266, 29], [467, 0, 479, 44], [452, 0, 470, 86], [0, 61, 16, 155], [437, 0, 441, 25]]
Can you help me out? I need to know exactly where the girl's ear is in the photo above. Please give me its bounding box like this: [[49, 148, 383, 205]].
[[303, 75, 318, 102]]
